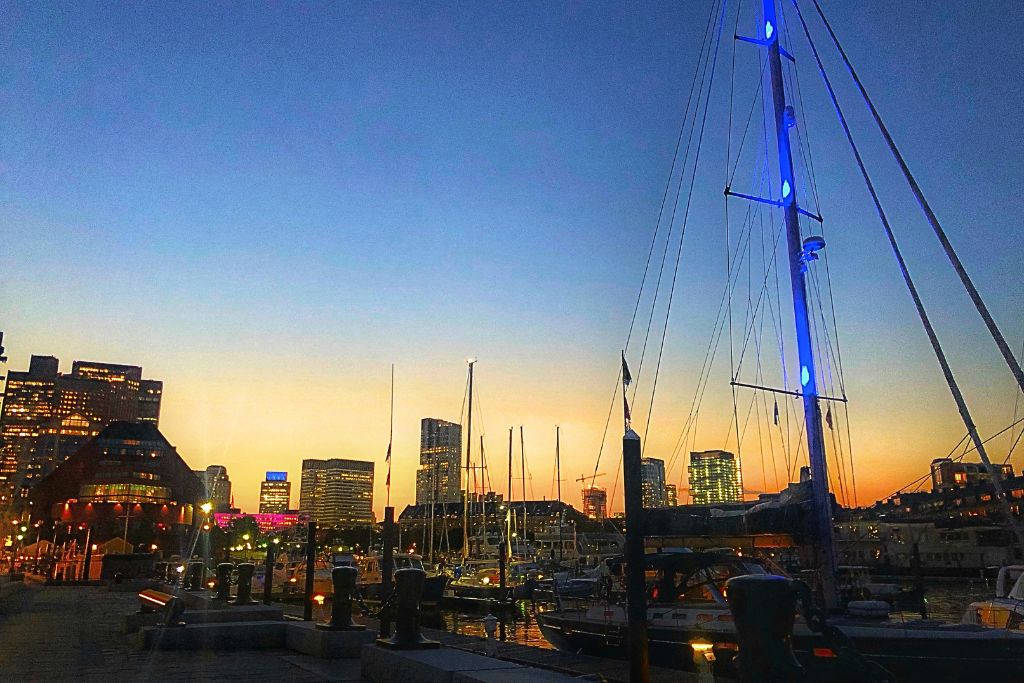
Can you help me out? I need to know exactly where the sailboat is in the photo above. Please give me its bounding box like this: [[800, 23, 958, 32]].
[[538, 0, 1024, 680]]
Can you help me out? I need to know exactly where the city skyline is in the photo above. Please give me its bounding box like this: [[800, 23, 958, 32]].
[[4, 2, 1024, 518]]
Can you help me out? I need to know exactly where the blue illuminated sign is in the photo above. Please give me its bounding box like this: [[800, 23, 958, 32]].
[[266, 471, 287, 482]]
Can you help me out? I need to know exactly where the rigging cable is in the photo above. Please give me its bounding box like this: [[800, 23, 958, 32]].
[[792, 0, 1024, 552], [808, 0, 1024, 398]]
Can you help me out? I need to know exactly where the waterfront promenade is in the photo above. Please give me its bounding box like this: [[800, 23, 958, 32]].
[[0, 582, 365, 682]]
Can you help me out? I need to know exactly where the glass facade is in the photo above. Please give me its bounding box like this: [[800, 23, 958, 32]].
[[688, 450, 742, 505], [79, 482, 171, 503]]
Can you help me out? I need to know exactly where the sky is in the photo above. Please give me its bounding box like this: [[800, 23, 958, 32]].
[[2, 1, 1023, 518]]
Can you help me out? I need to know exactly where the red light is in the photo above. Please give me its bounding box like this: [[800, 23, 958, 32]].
[[813, 648, 837, 658]]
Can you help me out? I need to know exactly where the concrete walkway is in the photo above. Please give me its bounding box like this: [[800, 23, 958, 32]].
[[0, 582, 367, 681]]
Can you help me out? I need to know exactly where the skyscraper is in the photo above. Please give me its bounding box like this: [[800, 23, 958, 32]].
[[688, 450, 742, 505], [640, 457, 667, 508], [0, 355, 163, 498], [581, 485, 607, 520], [198, 465, 232, 512], [138, 379, 163, 425], [259, 471, 291, 513], [415, 418, 462, 505], [299, 458, 374, 528], [666, 483, 678, 507]]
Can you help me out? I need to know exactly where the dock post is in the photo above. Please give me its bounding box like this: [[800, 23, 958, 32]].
[[214, 562, 232, 601], [376, 568, 439, 649], [318, 566, 365, 630], [380, 506, 395, 638], [303, 520, 317, 621], [726, 574, 802, 682], [263, 540, 276, 604], [622, 429, 650, 683], [234, 562, 257, 604], [186, 561, 203, 591]]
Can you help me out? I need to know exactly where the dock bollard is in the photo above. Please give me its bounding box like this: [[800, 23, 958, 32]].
[[726, 574, 802, 682], [214, 562, 233, 601], [376, 568, 439, 649], [233, 562, 257, 605], [186, 561, 204, 591], [317, 566, 365, 631]]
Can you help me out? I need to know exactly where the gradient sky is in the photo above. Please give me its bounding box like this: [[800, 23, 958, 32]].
[[2, 1, 1023, 518]]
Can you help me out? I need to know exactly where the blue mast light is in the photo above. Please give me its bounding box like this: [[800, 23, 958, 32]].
[[765, 20, 774, 40], [782, 180, 791, 199], [801, 366, 810, 387]]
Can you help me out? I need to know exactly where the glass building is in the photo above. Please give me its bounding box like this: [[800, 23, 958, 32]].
[[415, 418, 462, 505], [259, 471, 291, 513], [688, 450, 742, 505], [299, 458, 374, 528], [640, 457, 667, 508]]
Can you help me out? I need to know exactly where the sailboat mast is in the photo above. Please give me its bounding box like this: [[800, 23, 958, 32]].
[[507, 427, 514, 559], [762, 0, 838, 608], [556, 425, 562, 562], [520, 426, 527, 554], [462, 359, 475, 560]]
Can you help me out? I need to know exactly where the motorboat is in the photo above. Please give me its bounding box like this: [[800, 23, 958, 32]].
[[962, 564, 1024, 629]]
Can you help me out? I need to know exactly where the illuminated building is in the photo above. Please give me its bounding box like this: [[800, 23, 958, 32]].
[[930, 458, 1013, 492], [640, 457, 667, 508], [138, 379, 163, 425], [259, 471, 291, 513], [581, 485, 607, 520], [666, 483, 678, 507], [0, 356, 58, 498], [212, 511, 300, 534], [30, 421, 204, 544], [197, 465, 232, 512], [299, 458, 374, 528], [0, 355, 162, 498], [415, 418, 462, 505], [688, 450, 742, 505]]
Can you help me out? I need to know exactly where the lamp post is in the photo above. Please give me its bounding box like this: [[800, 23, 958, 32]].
[[199, 502, 213, 580]]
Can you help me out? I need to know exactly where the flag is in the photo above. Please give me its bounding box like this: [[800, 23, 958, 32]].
[[773, 399, 779, 425], [825, 406, 833, 430], [385, 442, 392, 486], [624, 394, 632, 421], [386, 442, 392, 462], [622, 351, 632, 387]]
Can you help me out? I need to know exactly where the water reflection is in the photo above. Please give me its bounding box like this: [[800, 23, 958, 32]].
[[424, 601, 554, 649]]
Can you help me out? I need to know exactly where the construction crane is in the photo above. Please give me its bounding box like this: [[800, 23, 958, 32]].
[[576, 473, 606, 488]]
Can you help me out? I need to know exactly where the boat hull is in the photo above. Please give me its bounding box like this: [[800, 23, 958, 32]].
[[537, 610, 1024, 683]]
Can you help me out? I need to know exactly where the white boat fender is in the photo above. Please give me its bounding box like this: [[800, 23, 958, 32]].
[[847, 600, 890, 620]]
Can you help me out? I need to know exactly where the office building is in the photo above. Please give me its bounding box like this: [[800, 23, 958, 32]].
[[688, 450, 742, 505], [415, 418, 462, 505], [666, 483, 678, 507], [299, 458, 374, 528], [196, 465, 232, 512], [640, 457, 667, 508], [138, 379, 163, 424], [581, 485, 607, 521], [0, 355, 163, 498], [259, 471, 291, 513]]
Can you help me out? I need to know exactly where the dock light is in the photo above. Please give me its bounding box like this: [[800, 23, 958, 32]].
[[176, 565, 185, 574], [690, 639, 714, 653], [313, 594, 326, 605], [207, 580, 216, 589], [91, 544, 97, 551], [289, 577, 297, 583], [19, 525, 27, 533], [16, 534, 23, 541], [272, 538, 280, 545], [242, 533, 250, 541], [202, 523, 211, 531], [200, 502, 213, 515], [150, 544, 158, 551], [482, 577, 490, 585]]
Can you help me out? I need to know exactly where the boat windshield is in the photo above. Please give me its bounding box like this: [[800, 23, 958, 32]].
[[650, 559, 767, 605], [395, 556, 424, 570]]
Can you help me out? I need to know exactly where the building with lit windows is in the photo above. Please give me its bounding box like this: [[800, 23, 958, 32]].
[[299, 458, 374, 528], [581, 485, 607, 520], [259, 471, 291, 513], [0, 355, 163, 499], [640, 457, 667, 508], [30, 421, 204, 544], [930, 458, 1013, 492], [688, 450, 742, 505], [196, 465, 232, 512], [666, 483, 678, 507], [415, 418, 462, 505]]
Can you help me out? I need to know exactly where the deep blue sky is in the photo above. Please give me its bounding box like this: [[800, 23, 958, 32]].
[[2, 1, 1022, 511]]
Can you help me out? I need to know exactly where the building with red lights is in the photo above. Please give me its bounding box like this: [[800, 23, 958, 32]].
[[30, 421, 203, 547]]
